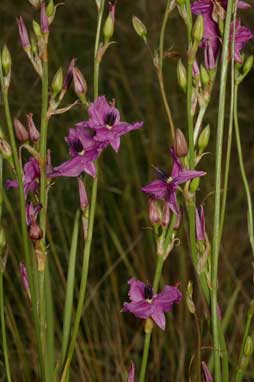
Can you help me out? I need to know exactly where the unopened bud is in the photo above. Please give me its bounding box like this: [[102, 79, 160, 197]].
[[200, 65, 210, 86], [63, 58, 76, 91], [198, 125, 210, 151], [103, 2, 115, 43], [161, 202, 170, 227], [148, 198, 160, 225], [0, 139, 12, 159], [73, 67, 87, 96], [186, 281, 196, 314], [174, 128, 188, 157], [192, 15, 204, 43], [189, 177, 200, 193], [174, 208, 182, 231], [132, 16, 147, 42], [192, 60, 200, 77], [29, 223, 43, 241], [14, 118, 29, 143], [51, 67, 63, 97], [17, 17, 31, 50], [243, 55, 253, 75], [2, 45, 11, 76], [177, 59, 187, 92], [78, 178, 88, 211], [28, 0, 40, 8], [46, 0, 55, 18], [33, 20, 42, 38], [26, 113, 40, 142], [244, 336, 253, 357], [40, 2, 49, 34]]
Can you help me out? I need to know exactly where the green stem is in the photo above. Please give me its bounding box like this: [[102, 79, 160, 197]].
[[233, 84, 254, 255], [211, 0, 234, 379], [139, 332, 152, 382], [0, 273, 11, 382], [60, 3, 105, 380]]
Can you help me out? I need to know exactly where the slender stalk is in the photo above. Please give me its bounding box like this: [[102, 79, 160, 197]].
[[211, 0, 234, 379], [60, 3, 105, 380], [157, 0, 175, 141], [139, 332, 152, 382], [233, 84, 254, 255], [0, 273, 11, 382]]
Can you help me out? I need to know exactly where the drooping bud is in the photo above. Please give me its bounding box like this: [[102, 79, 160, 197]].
[[186, 281, 196, 314], [192, 15, 204, 43], [189, 177, 200, 193], [29, 222, 43, 241], [73, 67, 87, 97], [27, 0, 40, 8], [33, 20, 42, 38], [78, 178, 89, 211], [63, 58, 76, 91], [2, 45, 11, 76], [0, 139, 12, 159], [200, 65, 210, 86], [14, 118, 29, 143], [40, 1, 49, 34], [17, 17, 31, 50], [174, 128, 188, 157], [148, 198, 160, 225], [103, 1, 116, 43], [132, 16, 147, 43], [198, 124, 210, 152], [177, 59, 187, 92], [196, 205, 206, 241], [51, 67, 63, 98], [161, 202, 170, 227], [26, 113, 40, 142]]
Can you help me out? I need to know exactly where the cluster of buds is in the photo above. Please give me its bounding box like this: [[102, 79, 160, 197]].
[[13, 114, 40, 144]]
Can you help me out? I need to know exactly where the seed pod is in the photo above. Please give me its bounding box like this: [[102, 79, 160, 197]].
[[198, 125, 210, 152], [14, 118, 29, 143], [192, 15, 204, 43], [132, 16, 147, 42], [26, 113, 40, 142], [51, 67, 63, 97]]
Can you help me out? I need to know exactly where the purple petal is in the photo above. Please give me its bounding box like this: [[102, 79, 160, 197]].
[[167, 191, 179, 215], [154, 285, 182, 312], [122, 300, 152, 319], [151, 309, 166, 330], [173, 170, 206, 186], [141, 180, 167, 200], [115, 121, 143, 136], [48, 156, 96, 178], [191, 0, 213, 15], [127, 278, 145, 302], [127, 362, 135, 382], [6, 179, 18, 189], [170, 147, 183, 178], [87, 96, 120, 127]]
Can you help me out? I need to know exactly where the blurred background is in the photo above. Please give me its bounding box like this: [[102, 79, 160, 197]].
[[0, 0, 254, 381]]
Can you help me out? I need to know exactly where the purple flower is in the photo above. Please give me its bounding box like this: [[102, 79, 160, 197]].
[[142, 148, 206, 214], [26, 202, 41, 227], [122, 278, 182, 330], [6, 157, 40, 198], [127, 361, 135, 382], [232, 20, 252, 63], [40, 1, 49, 34], [80, 96, 143, 152], [48, 125, 102, 178], [201, 361, 213, 382], [196, 205, 206, 241]]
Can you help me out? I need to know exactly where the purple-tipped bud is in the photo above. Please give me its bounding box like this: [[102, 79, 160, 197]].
[[26, 113, 40, 142], [174, 128, 188, 157], [161, 202, 170, 227], [0, 139, 12, 159], [196, 205, 206, 241], [127, 361, 135, 382], [20, 262, 30, 293], [78, 178, 88, 211], [17, 17, 31, 49], [103, 1, 116, 42], [192, 60, 200, 77], [63, 58, 76, 90], [40, 2, 49, 34], [148, 198, 160, 225], [14, 118, 29, 143], [29, 222, 43, 241], [73, 67, 87, 96], [201, 361, 213, 382]]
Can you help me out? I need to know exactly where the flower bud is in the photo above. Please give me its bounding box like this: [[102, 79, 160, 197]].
[[198, 124, 210, 151], [29, 222, 43, 241], [161, 202, 170, 227], [0, 139, 12, 159], [0, 227, 6, 254], [73, 67, 87, 96], [200, 65, 210, 86], [148, 198, 160, 225], [177, 59, 187, 92], [103, 2, 115, 43], [78, 178, 89, 211], [33, 20, 42, 38], [46, 0, 55, 18], [132, 16, 147, 42], [63, 58, 76, 90], [40, 1, 49, 34], [192, 15, 204, 43], [14, 118, 29, 143], [243, 55, 253, 76], [17, 17, 31, 50], [244, 336, 253, 357], [189, 177, 200, 193], [192, 60, 200, 78], [26, 113, 40, 142], [174, 128, 188, 157], [51, 67, 63, 98], [2, 45, 11, 76], [28, 0, 40, 8]]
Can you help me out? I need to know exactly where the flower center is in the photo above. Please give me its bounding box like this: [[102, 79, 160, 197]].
[[166, 176, 173, 184], [73, 139, 85, 156], [104, 111, 117, 129], [144, 284, 153, 301]]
